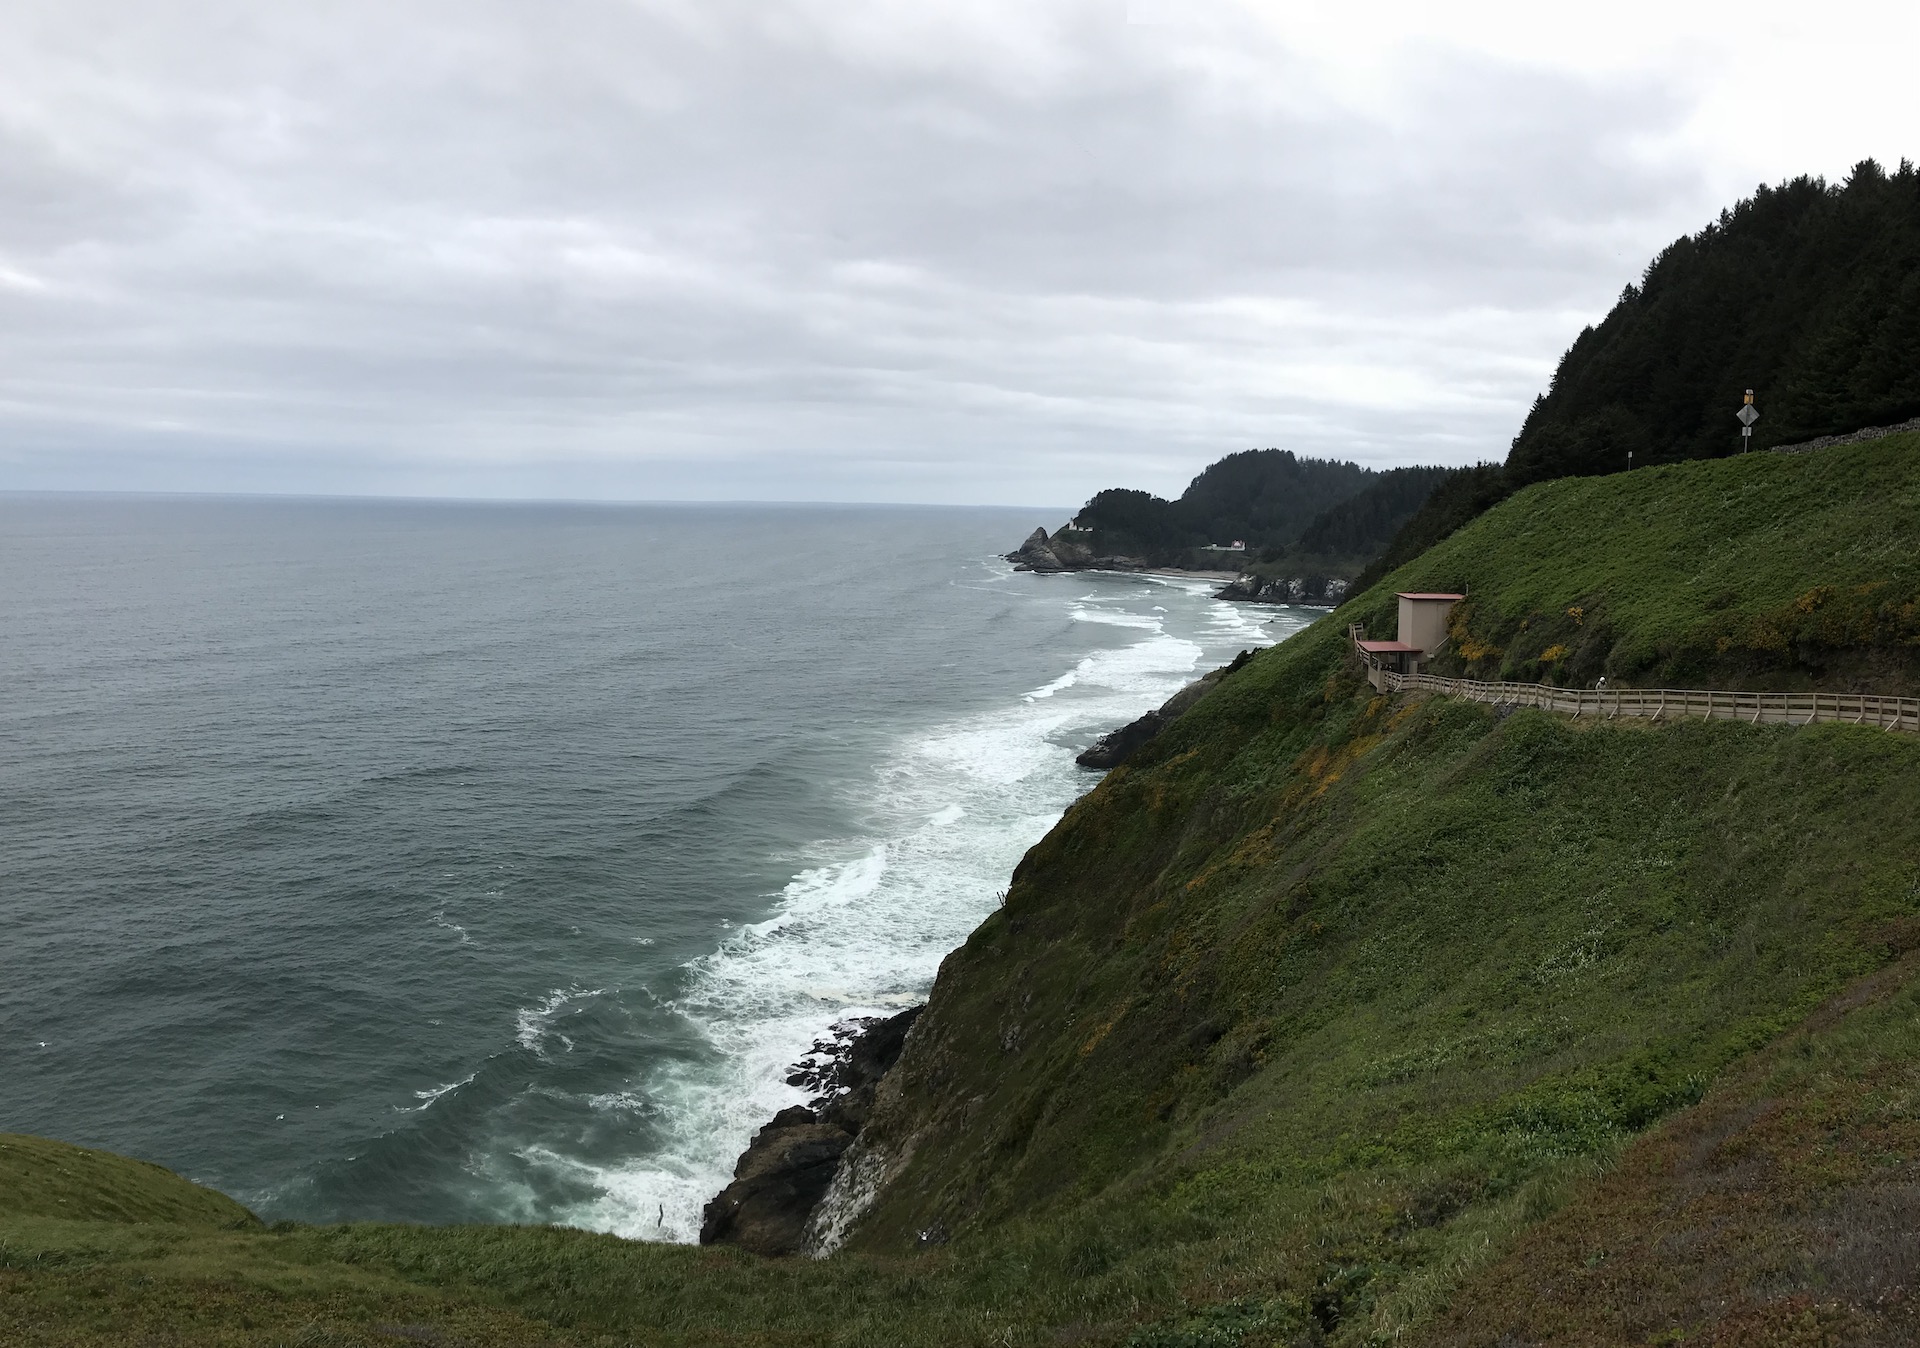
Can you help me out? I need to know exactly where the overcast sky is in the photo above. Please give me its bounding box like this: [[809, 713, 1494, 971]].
[[1, 1, 1914, 505]]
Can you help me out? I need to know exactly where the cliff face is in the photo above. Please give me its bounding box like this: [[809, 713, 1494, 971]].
[[808, 434, 1920, 1339], [1213, 571, 1350, 606], [702, 1006, 923, 1257], [17, 437, 1920, 1347], [1005, 524, 1131, 573], [1073, 650, 1254, 770]]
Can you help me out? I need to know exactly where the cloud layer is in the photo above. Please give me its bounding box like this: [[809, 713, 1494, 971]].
[[0, 1, 1908, 503]]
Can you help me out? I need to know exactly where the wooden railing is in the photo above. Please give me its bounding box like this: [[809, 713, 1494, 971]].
[[1364, 666, 1920, 734]]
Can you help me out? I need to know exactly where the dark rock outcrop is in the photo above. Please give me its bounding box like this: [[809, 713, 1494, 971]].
[[701, 1005, 923, 1257], [1075, 707, 1174, 770], [1076, 650, 1256, 770], [1215, 573, 1350, 606], [698, 1107, 855, 1256], [1005, 525, 1117, 573], [1009, 527, 1062, 571], [821, 1005, 922, 1133], [1773, 414, 1920, 456]]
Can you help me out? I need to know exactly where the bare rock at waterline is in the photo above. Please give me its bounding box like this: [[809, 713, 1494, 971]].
[[701, 1004, 925, 1256], [1075, 649, 1258, 771], [698, 1106, 855, 1257], [1008, 526, 1064, 571], [819, 1004, 922, 1134]]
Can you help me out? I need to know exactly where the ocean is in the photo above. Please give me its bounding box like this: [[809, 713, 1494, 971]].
[[0, 495, 1314, 1241]]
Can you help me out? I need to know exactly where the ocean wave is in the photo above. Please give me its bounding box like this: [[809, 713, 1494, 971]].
[[542, 581, 1293, 1242], [514, 987, 605, 1058], [1068, 604, 1162, 629], [405, 1073, 477, 1112]]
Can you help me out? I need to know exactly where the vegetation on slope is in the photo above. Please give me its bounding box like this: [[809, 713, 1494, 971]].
[[1284, 467, 1455, 565], [1351, 464, 1507, 593], [0, 1134, 257, 1230], [1507, 160, 1920, 480], [10, 437, 1920, 1347], [1421, 946, 1920, 1345], [1411, 432, 1920, 692], [1071, 451, 1451, 574], [842, 431, 1920, 1328], [1377, 159, 1920, 572], [1233, 465, 1459, 588]]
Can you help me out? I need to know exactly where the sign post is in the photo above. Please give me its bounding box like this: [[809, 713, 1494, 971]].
[[1738, 389, 1759, 450]]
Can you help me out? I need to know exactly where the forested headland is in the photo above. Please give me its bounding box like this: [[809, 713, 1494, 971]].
[[1045, 160, 1920, 594], [1026, 451, 1454, 586], [1362, 158, 1920, 584]]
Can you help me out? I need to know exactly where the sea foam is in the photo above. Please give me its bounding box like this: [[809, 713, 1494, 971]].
[[537, 574, 1297, 1242]]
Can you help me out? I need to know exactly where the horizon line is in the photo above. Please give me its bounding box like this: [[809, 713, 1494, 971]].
[[0, 486, 1078, 513]]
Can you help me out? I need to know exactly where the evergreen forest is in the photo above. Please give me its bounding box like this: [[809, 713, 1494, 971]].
[[1083, 160, 1920, 587], [1367, 158, 1920, 581], [1071, 451, 1450, 574]]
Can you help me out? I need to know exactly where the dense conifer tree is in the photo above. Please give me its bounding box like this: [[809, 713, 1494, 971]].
[[1074, 449, 1375, 560], [1372, 161, 1920, 568]]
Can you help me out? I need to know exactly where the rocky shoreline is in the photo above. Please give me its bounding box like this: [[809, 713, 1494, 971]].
[[1003, 524, 1110, 572], [700, 588, 1290, 1256], [1003, 525, 1231, 578], [1075, 648, 1255, 769], [1212, 571, 1350, 606], [700, 1006, 922, 1258], [1005, 525, 1346, 606], [702, 560, 1320, 1259]]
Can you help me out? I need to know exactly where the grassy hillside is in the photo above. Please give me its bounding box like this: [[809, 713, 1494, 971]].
[[0, 1134, 258, 1229], [9, 435, 1920, 1346], [1373, 162, 1920, 584], [1402, 432, 1920, 691], [843, 432, 1920, 1325], [1421, 947, 1920, 1344]]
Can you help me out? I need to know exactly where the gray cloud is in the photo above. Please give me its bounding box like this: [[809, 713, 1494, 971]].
[[0, 0, 1721, 503]]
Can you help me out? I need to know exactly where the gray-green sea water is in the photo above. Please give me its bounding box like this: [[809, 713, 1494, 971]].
[[0, 496, 1313, 1239]]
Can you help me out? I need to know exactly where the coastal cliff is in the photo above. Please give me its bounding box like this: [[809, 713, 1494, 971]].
[[700, 652, 1265, 1243], [773, 433, 1920, 1339], [12, 433, 1920, 1346], [701, 1006, 923, 1257], [1073, 648, 1254, 769], [16, 170, 1920, 1344], [1007, 453, 1455, 586], [1005, 523, 1141, 573], [1006, 523, 1353, 607]]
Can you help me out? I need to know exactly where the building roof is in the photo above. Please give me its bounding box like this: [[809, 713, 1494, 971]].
[[1356, 640, 1421, 653], [1396, 592, 1467, 601]]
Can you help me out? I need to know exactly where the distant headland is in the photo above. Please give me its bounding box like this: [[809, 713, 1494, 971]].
[[1002, 449, 1456, 605]]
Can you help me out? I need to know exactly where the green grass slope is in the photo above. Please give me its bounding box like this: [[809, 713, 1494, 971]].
[[8, 435, 1920, 1347], [0, 1134, 257, 1229], [1418, 948, 1920, 1345], [836, 433, 1920, 1328], [1371, 164, 1920, 579], [1398, 433, 1920, 691]]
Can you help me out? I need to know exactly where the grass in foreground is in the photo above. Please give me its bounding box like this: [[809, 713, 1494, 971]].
[[1417, 947, 1920, 1345]]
